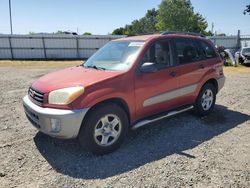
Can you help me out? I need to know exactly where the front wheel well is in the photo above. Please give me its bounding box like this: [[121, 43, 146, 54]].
[[80, 98, 131, 131], [202, 79, 218, 93]]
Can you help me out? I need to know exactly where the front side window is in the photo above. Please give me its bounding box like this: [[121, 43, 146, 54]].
[[173, 39, 203, 64], [84, 41, 145, 71], [142, 40, 171, 69]]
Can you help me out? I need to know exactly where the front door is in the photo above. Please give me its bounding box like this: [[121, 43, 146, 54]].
[[134, 39, 180, 120]]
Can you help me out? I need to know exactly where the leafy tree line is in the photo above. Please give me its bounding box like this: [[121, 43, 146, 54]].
[[112, 8, 158, 35], [112, 0, 212, 36], [29, 31, 92, 35]]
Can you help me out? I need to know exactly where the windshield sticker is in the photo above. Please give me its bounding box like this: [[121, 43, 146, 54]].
[[129, 42, 145, 47]]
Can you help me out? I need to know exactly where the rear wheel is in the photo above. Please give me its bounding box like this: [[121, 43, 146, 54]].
[[194, 83, 216, 116], [239, 57, 244, 64], [78, 103, 129, 155]]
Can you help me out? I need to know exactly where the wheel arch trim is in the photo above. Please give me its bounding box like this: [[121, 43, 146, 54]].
[[79, 97, 131, 136]]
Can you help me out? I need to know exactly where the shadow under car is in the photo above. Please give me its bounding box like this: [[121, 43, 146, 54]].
[[33, 105, 249, 179]]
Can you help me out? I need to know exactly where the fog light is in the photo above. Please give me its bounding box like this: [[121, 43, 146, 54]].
[[50, 118, 61, 133]]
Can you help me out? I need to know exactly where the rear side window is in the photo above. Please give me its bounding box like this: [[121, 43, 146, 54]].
[[173, 38, 203, 64], [199, 41, 217, 59]]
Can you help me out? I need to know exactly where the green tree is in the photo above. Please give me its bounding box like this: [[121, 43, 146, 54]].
[[112, 8, 158, 35], [55, 30, 64, 34], [216, 33, 226, 36], [156, 0, 208, 34], [83, 32, 92, 35], [140, 8, 158, 33], [112, 27, 126, 35], [244, 4, 250, 15], [203, 30, 214, 36]]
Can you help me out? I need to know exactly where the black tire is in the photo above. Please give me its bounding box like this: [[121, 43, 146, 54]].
[[78, 103, 129, 155], [194, 83, 216, 116], [239, 57, 244, 64]]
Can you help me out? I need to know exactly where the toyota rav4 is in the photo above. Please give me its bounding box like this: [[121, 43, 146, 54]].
[[23, 32, 225, 155]]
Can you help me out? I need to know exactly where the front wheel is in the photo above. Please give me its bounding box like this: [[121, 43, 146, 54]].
[[78, 103, 129, 155], [194, 83, 216, 116]]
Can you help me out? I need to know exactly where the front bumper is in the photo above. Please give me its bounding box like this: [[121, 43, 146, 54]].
[[243, 59, 250, 64], [23, 95, 88, 139], [217, 76, 225, 92]]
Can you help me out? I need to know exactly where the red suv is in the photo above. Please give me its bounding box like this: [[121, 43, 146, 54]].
[[23, 32, 225, 154]]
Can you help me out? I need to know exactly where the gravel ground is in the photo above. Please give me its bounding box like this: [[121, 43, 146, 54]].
[[0, 65, 249, 188]]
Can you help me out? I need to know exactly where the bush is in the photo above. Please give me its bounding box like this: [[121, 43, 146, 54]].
[[224, 58, 234, 66]]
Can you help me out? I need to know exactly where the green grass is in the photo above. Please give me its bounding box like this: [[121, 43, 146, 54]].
[[224, 58, 234, 67]]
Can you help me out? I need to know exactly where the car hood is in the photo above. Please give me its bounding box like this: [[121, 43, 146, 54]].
[[32, 66, 124, 93], [243, 52, 250, 57]]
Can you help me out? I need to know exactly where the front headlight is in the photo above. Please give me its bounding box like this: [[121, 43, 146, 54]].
[[48, 86, 85, 105]]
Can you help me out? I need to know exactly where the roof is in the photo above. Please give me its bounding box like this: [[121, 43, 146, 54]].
[[114, 34, 160, 42], [114, 32, 208, 42]]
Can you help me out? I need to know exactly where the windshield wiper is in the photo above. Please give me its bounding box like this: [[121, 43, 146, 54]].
[[85, 65, 106, 70]]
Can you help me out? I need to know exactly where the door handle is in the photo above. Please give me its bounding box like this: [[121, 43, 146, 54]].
[[199, 64, 205, 69], [170, 71, 177, 77]]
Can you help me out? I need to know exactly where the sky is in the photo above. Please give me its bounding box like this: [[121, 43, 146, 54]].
[[0, 0, 249, 35]]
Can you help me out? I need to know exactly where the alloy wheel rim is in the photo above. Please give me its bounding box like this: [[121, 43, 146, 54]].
[[201, 89, 214, 111], [94, 114, 122, 146]]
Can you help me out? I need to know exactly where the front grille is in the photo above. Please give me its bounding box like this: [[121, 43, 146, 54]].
[[26, 114, 40, 129], [28, 87, 44, 104], [23, 105, 39, 121], [23, 104, 40, 129]]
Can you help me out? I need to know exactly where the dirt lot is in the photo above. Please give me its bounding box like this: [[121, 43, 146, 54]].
[[0, 61, 249, 188]]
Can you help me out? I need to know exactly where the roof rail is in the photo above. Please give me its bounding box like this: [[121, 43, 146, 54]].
[[161, 31, 205, 38], [126, 32, 158, 37]]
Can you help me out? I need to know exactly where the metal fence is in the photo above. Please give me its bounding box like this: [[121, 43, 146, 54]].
[[0, 34, 125, 60], [208, 35, 250, 53], [1, 34, 250, 60]]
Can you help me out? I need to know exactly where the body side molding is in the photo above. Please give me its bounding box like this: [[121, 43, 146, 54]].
[[143, 84, 197, 107]]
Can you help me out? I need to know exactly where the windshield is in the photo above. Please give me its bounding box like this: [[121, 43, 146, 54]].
[[242, 48, 250, 54], [83, 41, 145, 71]]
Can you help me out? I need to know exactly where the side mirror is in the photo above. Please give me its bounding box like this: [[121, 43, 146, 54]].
[[140, 62, 158, 73]]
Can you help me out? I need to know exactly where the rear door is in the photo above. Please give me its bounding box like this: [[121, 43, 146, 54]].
[[172, 38, 218, 104], [134, 39, 180, 120]]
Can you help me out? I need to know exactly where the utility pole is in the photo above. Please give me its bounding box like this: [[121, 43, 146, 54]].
[[211, 22, 214, 36], [9, 0, 13, 34]]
